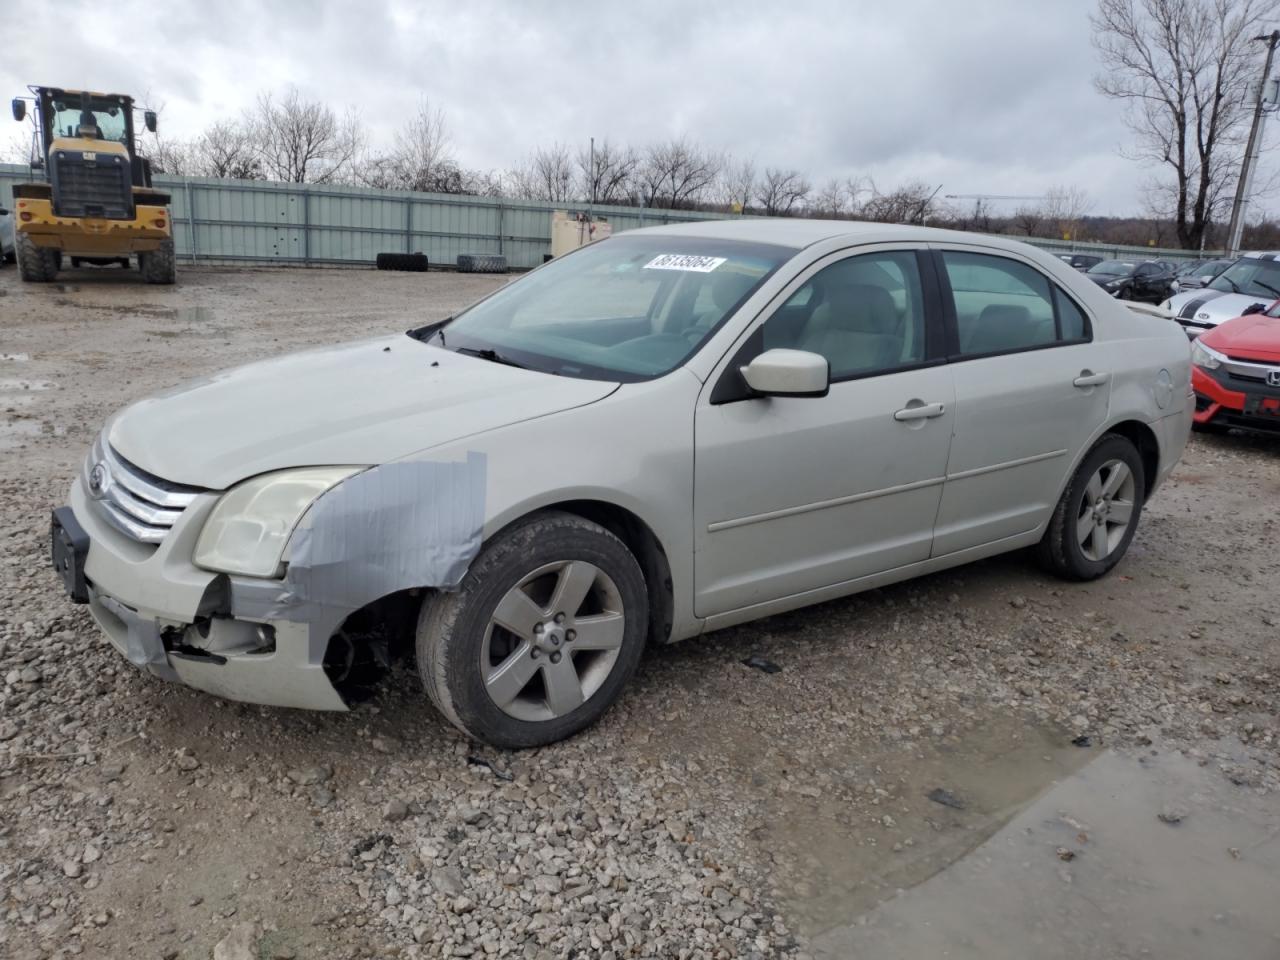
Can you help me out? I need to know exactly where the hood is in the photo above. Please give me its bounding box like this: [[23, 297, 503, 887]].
[[108, 335, 618, 489], [1165, 288, 1273, 328], [1201, 314, 1280, 362]]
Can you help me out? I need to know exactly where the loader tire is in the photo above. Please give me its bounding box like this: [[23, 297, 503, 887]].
[[16, 231, 59, 282], [375, 252, 429, 272], [140, 238, 176, 285], [457, 253, 508, 274]]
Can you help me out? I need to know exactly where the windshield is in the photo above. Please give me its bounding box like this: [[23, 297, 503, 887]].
[[49, 94, 130, 145], [1208, 257, 1280, 298], [424, 235, 791, 381], [1088, 260, 1135, 277]]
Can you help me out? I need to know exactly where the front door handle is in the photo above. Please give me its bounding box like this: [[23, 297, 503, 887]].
[[894, 401, 947, 421], [1073, 370, 1110, 388]]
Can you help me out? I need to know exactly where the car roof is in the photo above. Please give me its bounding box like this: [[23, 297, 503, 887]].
[[1239, 251, 1280, 260], [628, 218, 1058, 255]]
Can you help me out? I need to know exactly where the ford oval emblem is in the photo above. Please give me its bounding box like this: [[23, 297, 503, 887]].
[[88, 462, 111, 498]]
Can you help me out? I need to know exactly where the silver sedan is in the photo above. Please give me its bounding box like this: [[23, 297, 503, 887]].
[[54, 220, 1192, 748]]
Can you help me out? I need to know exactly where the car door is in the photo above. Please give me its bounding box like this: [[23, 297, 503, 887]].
[[930, 246, 1111, 556], [1135, 262, 1167, 301], [692, 247, 955, 618]]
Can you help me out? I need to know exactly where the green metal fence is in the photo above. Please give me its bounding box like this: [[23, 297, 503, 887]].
[[0, 163, 1213, 269]]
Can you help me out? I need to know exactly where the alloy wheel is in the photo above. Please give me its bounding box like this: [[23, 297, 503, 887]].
[[480, 560, 626, 722], [1077, 459, 1136, 562]]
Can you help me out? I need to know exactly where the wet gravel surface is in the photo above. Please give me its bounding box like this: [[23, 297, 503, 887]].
[[1, 265, 1278, 959]]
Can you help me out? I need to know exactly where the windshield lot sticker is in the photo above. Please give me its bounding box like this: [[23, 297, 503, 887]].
[[644, 254, 727, 273]]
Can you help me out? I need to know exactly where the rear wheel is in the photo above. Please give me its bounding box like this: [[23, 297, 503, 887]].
[[15, 231, 58, 282], [139, 237, 175, 284], [1037, 434, 1145, 581], [417, 511, 648, 748]]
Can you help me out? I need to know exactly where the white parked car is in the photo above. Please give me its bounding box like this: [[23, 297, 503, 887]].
[[52, 221, 1193, 747], [0, 203, 16, 263], [1161, 251, 1280, 336]]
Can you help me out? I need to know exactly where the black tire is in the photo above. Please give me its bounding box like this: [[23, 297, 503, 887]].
[[1036, 434, 1146, 581], [15, 231, 58, 282], [1191, 420, 1228, 435], [417, 511, 648, 749], [139, 237, 175, 284], [70, 256, 82, 268], [375, 252, 429, 272], [457, 253, 508, 274]]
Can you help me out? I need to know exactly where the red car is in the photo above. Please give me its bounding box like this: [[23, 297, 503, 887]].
[[1191, 302, 1280, 433]]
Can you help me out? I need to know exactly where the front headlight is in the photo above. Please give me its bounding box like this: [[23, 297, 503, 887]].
[[1190, 339, 1224, 371], [194, 466, 364, 577], [1105, 279, 1123, 288]]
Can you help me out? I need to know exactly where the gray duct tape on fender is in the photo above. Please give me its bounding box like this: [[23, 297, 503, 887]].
[[230, 453, 487, 663]]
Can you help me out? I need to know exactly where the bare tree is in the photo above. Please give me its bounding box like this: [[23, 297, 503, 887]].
[[507, 143, 575, 201], [813, 178, 850, 217], [860, 179, 939, 224], [251, 87, 362, 183], [141, 133, 194, 176], [637, 137, 722, 209], [576, 139, 638, 204], [716, 155, 757, 212], [755, 167, 812, 216], [1043, 184, 1092, 240], [190, 119, 261, 179], [1092, 0, 1268, 249], [372, 100, 460, 192], [1012, 205, 1045, 237]]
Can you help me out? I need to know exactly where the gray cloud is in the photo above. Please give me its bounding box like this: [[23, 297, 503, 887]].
[[4, 0, 1274, 217]]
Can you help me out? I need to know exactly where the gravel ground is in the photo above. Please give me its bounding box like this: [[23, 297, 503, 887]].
[[1, 264, 1278, 960]]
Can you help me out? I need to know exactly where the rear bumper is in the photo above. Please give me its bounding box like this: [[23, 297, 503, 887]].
[[64, 474, 347, 711], [15, 196, 171, 255], [1191, 366, 1280, 432]]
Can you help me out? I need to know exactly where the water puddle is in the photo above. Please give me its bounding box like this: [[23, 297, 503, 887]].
[[768, 717, 1097, 934], [810, 748, 1280, 959]]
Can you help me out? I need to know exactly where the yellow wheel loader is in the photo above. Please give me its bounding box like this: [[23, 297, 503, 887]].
[[10, 86, 174, 283]]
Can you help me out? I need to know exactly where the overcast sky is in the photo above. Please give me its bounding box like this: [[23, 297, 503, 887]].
[[4, 0, 1276, 218]]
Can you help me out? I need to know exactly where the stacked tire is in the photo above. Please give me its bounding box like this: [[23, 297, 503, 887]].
[[376, 252, 429, 272], [457, 253, 508, 274]]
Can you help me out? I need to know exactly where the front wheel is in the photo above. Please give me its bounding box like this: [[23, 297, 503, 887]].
[[1036, 434, 1145, 581], [417, 511, 648, 748], [139, 237, 176, 284], [15, 231, 58, 282]]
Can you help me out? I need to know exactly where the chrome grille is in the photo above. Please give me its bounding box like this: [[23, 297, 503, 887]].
[[85, 435, 203, 544]]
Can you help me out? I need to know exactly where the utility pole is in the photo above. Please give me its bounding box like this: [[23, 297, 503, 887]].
[[1225, 30, 1280, 256]]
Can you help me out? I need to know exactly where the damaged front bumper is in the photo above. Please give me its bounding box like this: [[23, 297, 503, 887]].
[[56, 474, 348, 710]]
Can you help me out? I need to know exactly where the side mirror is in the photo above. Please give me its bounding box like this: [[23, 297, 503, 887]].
[[144, 110, 157, 133], [741, 349, 829, 398], [1241, 302, 1266, 316], [0, 207, 9, 217], [11, 98, 25, 122]]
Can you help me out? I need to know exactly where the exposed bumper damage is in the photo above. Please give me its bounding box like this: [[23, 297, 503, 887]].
[[64, 454, 487, 711]]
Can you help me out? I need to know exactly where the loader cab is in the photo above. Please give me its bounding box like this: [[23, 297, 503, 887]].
[[13, 87, 157, 192]]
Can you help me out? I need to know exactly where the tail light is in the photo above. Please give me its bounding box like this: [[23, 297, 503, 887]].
[[152, 218, 166, 229], [19, 212, 32, 222]]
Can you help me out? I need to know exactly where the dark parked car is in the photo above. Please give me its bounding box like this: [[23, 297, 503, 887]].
[[1174, 257, 1235, 291], [1057, 253, 1103, 271], [1084, 259, 1178, 303]]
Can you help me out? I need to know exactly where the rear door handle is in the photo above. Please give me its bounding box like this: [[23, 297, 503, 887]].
[[1073, 371, 1110, 388], [894, 401, 947, 421]]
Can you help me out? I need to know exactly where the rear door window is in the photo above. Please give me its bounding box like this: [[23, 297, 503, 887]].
[[941, 251, 1089, 356]]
